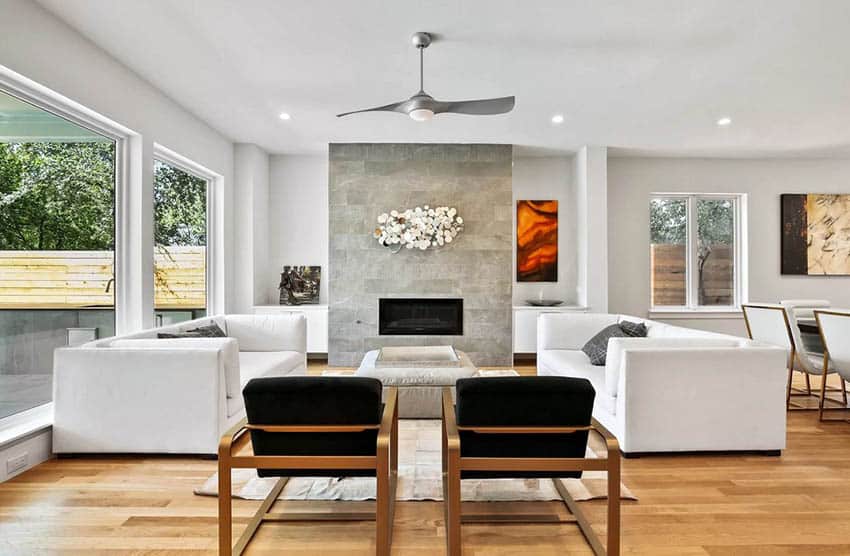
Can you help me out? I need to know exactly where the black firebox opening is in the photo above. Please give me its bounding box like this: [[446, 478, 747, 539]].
[[378, 298, 463, 336]]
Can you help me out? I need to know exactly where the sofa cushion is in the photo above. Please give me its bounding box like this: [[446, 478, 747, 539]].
[[108, 337, 241, 400], [582, 324, 629, 365], [225, 314, 307, 352], [619, 320, 648, 338], [158, 323, 226, 339], [239, 351, 304, 386]]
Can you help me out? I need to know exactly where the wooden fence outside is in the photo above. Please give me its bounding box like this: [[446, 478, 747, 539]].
[[650, 244, 733, 306], [0, 247, 205, 309]]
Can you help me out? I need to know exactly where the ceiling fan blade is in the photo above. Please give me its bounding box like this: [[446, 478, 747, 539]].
[[438, 96, 515, 115], [336, 100, 408, 118]]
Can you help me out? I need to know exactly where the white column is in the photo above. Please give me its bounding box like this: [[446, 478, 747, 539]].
[[575, 146, 608, 312], [115, 134, 153, 334], [233, 144, 270, 312]]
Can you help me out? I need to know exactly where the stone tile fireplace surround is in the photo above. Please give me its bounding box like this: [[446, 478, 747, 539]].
[[328, 143, 513, 366]]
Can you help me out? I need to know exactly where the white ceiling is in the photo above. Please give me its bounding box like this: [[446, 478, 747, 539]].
[[36, 0, 850, 157]]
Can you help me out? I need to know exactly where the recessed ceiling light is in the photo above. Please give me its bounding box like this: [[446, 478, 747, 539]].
[[551, 114, 564, 124], [717, 116, 732, 126], [279, 112, 291, 121]]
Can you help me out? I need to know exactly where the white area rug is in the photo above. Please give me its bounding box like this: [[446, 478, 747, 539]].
[[195, 420, 636, 502]]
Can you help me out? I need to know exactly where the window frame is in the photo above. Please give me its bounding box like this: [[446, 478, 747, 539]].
[[0, 64, 138, 430], [650, 192, 746, 313], [153, 143, 223, 318]]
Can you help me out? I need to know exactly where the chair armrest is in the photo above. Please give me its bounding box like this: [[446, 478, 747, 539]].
[[218, 417, 250, 459], [442, 387, 460, 453], [377, 387, 398, 452], [592, 417, 620, 458]]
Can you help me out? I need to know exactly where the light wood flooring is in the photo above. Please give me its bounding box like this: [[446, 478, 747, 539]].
[[1, 362, 850, 555]]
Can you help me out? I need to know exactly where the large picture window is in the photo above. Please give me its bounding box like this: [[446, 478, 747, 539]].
[[650, 194, 742, 310], [0, 89, 116, 420], [153, 158, 208, 325]]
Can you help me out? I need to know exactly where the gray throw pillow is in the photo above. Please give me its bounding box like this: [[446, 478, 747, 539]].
[[581, 324, 629, 366], [157, 323, 226, 339], [619, 320, 648, 338]]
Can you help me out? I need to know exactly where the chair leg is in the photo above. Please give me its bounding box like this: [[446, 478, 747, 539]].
[[785, 365, 794, 410], [819, 367, 829, 421], [607, 450, 621, 555], [442, 404, 461, 556], [218, 460, 232, 556], [376, 442, 391, 556], [805, 372, 812, 395], [445, 450, 462, 556], [842, 379, 848, 407]]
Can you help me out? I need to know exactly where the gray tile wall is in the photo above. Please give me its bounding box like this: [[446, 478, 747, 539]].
[[328, 143, 513, 367]]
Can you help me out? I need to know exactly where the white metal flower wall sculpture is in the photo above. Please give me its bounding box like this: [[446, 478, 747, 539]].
[[373, 205, 464, 252]]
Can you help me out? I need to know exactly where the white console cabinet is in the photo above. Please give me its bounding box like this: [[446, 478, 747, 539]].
[[513, 305, 588, 353], [254, 304, 328, 354]]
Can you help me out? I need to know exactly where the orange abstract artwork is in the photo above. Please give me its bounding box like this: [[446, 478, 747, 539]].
[[517, 200, 558, 281]]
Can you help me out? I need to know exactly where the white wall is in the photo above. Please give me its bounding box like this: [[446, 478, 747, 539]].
[[608, 156, 850, 336], [512, 156, 577, 305], [0, 0, 236, 313], [233, 144, 270, 311], [267, 153, 329, 304]]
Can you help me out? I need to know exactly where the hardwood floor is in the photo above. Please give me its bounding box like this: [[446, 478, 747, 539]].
[[2, 363, 850, 555]]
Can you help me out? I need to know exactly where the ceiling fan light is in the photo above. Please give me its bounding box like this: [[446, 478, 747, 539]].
[[409, 108, 434, 122]]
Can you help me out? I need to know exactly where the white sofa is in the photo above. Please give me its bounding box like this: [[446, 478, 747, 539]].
[[537, 313, 787, 455], [53, 313, 307, 455]]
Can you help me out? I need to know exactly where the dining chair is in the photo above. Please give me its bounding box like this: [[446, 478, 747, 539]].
[[781, 299, 830, 354], [779, 301, 847, 410], [742, 303, 841, 410], [814, 309, 850, 421], [218, 377, 398, 556], [441, 376, 620, 556]]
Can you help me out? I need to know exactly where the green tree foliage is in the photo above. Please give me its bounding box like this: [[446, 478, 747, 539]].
[[154, 160, 206, 247], [0, 142, 115, 250]]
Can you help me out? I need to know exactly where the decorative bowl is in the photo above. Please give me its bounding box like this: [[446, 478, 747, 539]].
[[525, 299, 564, 307]]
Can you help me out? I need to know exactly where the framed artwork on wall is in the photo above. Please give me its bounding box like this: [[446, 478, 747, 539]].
[[781, 193, 850, 275], [516, 200, 558, 282]]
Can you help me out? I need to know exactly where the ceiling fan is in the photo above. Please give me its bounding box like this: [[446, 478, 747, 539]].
[[336, 32, 515, 122]]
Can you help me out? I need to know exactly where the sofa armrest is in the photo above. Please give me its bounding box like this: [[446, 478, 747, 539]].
[[615, 346, 787, 453], [605, 337, 743, 398], [52, 346, 228, 454]]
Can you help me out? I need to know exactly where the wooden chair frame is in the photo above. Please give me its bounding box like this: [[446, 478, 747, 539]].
[[441, 388, 620, 556], [218, 387, 398, 556], [742, 304, 845, 411], [815, 310, 850, 422]]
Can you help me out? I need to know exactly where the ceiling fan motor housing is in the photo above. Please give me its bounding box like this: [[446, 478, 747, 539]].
[[411, 32, 432, 48]]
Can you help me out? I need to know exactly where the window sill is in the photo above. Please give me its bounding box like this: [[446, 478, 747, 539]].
[[649, 309, 743, 320], [0, 404, 53, 450]]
